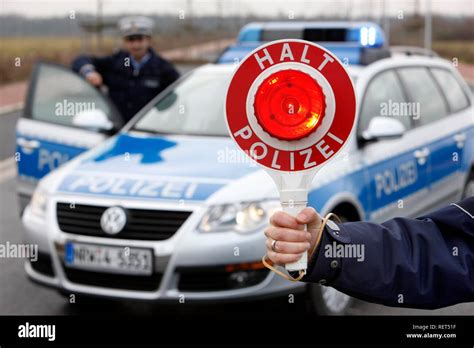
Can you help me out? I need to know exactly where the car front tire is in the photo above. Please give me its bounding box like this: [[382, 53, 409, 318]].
[[462, 169, 474, 199], [307, 284, 353, 315]]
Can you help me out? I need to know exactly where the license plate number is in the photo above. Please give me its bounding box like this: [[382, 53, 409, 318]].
[[64, 242, 153, 276]]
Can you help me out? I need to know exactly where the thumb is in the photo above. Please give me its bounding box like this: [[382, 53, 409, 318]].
[[296, 208, 322, 252], [296, 207, 322, 235]]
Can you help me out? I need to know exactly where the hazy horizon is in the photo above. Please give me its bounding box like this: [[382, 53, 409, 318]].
[[1, 0, 473, 19]]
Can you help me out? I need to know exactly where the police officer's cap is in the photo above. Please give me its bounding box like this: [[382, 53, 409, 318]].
[[118, 16, 154, 37]]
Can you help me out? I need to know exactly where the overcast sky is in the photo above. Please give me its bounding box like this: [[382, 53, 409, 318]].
[[1, 0, 473, 18]]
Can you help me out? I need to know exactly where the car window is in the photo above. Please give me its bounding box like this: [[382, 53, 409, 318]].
[[30, 64, 113, 127], [359, 70, 409, 133], [397, 67, 448, 126], [132, 70, 231, 136], [261, 28, 302, 41], [430, 68, 470, 113]]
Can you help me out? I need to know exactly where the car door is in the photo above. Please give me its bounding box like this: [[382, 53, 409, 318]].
[[397, 66, 467, 212], [429, 67, 472, 202], [16, 62, 123, 213], [358, 68, 430, 222]]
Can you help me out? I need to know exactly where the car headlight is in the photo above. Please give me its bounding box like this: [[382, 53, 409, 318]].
[[30, 188, 48, 218], [199, 200, 280, 233]]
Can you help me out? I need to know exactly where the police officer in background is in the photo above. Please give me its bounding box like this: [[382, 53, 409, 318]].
[[72, 16, 180, 122], [265, 196, 474, 309]]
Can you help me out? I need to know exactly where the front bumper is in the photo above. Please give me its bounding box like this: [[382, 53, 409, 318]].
[[22, 195, 304, 302]]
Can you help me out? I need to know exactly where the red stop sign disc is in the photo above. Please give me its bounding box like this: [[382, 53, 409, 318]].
[[226, 39, 356, 172]]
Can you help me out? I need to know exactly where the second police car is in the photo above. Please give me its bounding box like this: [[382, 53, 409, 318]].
[[18, 22, 474, 315]]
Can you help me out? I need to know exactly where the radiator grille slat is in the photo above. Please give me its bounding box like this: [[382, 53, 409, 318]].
[[57, 203, 191, 241]]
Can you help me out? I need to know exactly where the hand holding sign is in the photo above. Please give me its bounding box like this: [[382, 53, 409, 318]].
[[265, 207, 322, 266], [225, 39, 356, 275]]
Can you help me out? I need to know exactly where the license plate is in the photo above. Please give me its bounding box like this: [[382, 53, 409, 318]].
[[64, 242, 153, 276]]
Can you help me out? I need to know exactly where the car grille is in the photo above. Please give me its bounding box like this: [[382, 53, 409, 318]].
[[56, 203, 192, 241]]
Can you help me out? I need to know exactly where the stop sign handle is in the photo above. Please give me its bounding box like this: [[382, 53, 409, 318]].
[[268, 169, 320, 273], [281, 196, 309, 272], [226, 39, 357, 279]]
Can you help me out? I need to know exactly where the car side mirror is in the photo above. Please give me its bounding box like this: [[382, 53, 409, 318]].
[[73, 109, 114, 131], [156, 92, 178, 111], [361, 116, 406, 142]]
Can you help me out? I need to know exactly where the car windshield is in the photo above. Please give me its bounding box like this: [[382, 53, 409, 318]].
[[131, 69, 232, 136], [131, 66, 357, 137]]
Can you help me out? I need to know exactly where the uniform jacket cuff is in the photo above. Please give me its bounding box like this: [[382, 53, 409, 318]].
[[300, 220, 351, 285]]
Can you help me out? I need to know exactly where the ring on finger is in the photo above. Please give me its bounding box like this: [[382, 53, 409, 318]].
[[271, 239, 278, 252]]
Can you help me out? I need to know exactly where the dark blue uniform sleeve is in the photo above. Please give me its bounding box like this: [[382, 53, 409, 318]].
[[303, 197, 474, 309], [72, 54, 115, 76]]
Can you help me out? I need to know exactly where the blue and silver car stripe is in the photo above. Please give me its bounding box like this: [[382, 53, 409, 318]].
[[309, 124, 474, 219]]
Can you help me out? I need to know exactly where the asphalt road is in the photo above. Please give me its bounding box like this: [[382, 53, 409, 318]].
[[0, 71, 473, 316]]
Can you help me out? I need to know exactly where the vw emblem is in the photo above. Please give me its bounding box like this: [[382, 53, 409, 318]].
[[100, 206, 127, 235]]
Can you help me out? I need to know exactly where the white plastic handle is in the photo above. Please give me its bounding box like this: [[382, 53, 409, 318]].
[[281, 200, 307, 273]]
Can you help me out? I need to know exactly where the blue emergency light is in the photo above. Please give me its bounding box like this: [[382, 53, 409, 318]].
[[217, 21, 387, 65]]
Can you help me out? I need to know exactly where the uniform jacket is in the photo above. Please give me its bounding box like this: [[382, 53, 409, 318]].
[[303, 197, 474, 309], [72, 48, 180, 122]]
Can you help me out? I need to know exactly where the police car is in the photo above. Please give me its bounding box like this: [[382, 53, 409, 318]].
[[18, 22, 474, 315]]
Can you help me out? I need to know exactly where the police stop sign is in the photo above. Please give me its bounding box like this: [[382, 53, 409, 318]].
[[226, 39, 356, 172], [225, 39, 356, 274]]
